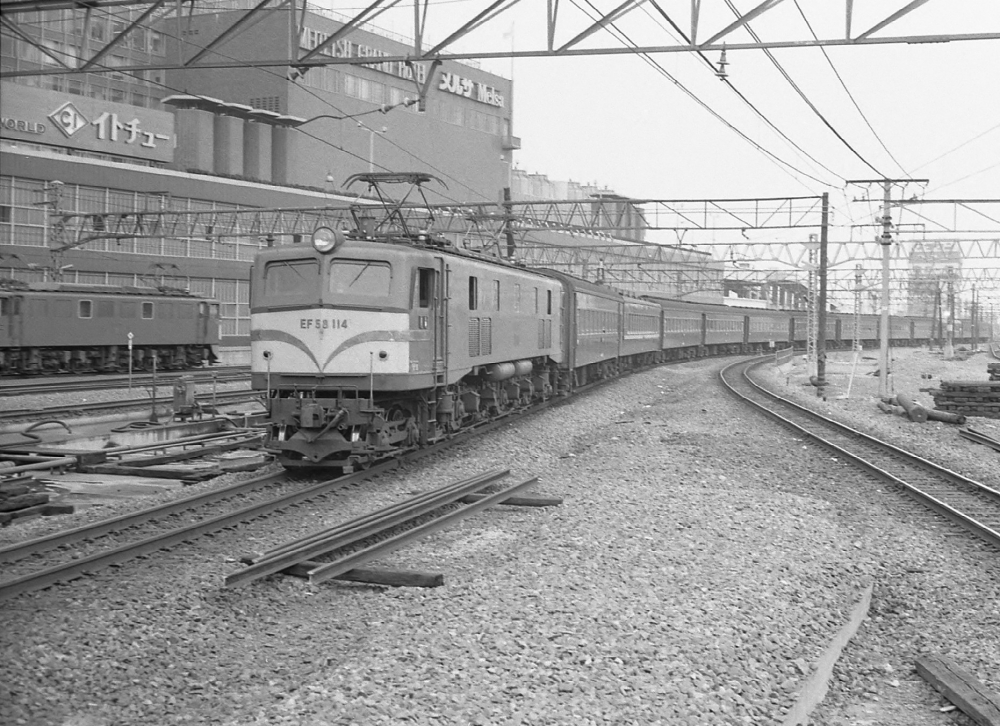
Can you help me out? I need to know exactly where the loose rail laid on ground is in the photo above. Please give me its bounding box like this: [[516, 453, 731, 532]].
[[226, 469, 543, 588]]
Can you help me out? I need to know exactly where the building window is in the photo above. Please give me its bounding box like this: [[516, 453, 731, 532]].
[[79, 300, 92, 319], [249, 96, 280, 113]]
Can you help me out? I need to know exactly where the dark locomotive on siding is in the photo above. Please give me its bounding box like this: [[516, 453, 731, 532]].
[[0, 279, 220, 375], [249, 176, 983, 471]]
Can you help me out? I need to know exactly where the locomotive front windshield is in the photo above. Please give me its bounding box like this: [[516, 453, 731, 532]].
[[262, 259, 320, 304], [328, 259, 392, 303]]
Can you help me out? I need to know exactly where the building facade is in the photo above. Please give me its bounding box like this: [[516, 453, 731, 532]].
[[1, 4, 516, 350]]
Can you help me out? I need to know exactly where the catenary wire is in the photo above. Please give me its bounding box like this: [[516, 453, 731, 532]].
[[792, 0, 908, 178], [573, 0, 835, 191], [721, 0, 884, 179]]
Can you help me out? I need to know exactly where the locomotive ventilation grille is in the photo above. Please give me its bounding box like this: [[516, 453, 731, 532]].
[[469, 317, 493, 357]]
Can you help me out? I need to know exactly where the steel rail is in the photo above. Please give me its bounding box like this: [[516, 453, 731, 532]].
[[225, 468, 512, 588], [0, 389, 260, 422], [0, 368, 250, 397], [0, 470, 287, 565], [306, 474, 539, 585], [959, 428, 1000, 453], [720, 357, 1000, 549], [0, 461, 399, 603]]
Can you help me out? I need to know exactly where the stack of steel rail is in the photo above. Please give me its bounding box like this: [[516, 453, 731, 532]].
[[226, 469, 540, 588]]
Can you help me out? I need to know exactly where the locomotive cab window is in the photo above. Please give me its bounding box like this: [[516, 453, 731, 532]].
[[329, 260, 391, 300], [263, 259, 319, 302], [78, 300, 92, 319], [417, 268, 434, 308], [142, 302, 154, 319]]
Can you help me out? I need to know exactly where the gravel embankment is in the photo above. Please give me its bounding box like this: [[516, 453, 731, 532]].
[[1, 351, 997, 726]]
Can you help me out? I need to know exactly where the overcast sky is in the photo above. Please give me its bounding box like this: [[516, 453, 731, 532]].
[[333, 1, 1000, 306]]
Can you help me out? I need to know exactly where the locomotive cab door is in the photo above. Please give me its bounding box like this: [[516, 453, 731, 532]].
[[415, 262, 447, 384]]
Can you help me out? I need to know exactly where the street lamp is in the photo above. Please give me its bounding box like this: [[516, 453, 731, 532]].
[[358, 123, 387, 173]]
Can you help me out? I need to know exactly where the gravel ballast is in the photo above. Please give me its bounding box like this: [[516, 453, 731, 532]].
[[1, 350, 997, 725]]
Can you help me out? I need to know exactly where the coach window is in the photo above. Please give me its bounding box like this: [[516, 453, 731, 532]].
[[79, 300, 93, 319], [142, 302, 154, 319], [468, 276, 478, 310]]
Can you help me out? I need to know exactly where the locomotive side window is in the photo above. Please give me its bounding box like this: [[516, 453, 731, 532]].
[[417, 268, 434, 308], [534, 287, 539, 314], [330, 260, 391, 299], [78, 300, 92, 319], [513, 284, 521, 313], [468, 276, 478, 310], [492, 280, 500, 311], [142, 302, 154, 319], [547, 289, 552, 315], [0, 298, 8, 316]]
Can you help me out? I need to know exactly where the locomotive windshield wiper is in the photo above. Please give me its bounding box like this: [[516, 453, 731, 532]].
[[277, 260, 310, 280], [348, 262, 372, 287]]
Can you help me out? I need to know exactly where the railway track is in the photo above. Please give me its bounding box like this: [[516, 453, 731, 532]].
[[0, 355, 807, 602], [0, 384, 565, 601], [722, 357, 1000, 550], [0, 366, 250, 397], [0, 465, 396, 603], [0, 388, 260, 423]]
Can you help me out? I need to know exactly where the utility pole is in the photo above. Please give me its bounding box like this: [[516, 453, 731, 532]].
[[946, 272, 955, 357], [45, 180, 66, 281], [817, 192, 829, 384], [971, 284, 977, 350], [847, 178, 927, 398]]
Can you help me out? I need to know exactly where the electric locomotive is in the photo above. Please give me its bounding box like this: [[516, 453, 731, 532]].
[[250, 210, 566, 469], [0, 278, 220, 375]]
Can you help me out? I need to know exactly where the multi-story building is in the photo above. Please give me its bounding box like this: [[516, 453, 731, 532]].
[[1, 4, 515, 352]]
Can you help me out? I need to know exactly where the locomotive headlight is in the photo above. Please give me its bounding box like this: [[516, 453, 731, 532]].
[[312, 226, 345, 254]]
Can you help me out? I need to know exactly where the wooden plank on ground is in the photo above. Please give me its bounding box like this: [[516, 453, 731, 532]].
[[284, 563, 444, 588], [915, 655, 1000, 726], [459, 493, 563, 507]]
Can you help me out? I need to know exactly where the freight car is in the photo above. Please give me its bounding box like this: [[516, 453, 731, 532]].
[[0, 279, 220, 375]]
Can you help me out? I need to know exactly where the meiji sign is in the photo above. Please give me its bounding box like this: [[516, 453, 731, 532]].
[[300, 28, 427, 85], [0, 82, 174, 163], [438, 71, 505, 108]]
